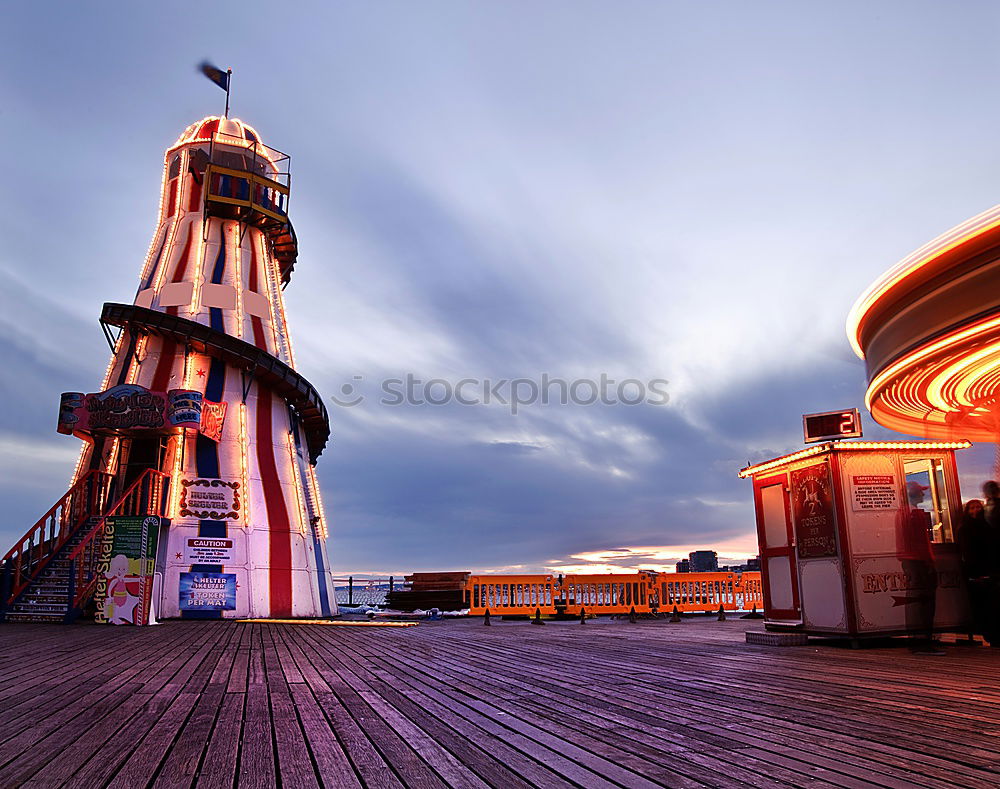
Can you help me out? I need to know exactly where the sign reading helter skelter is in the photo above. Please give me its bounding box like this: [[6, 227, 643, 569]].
[[60, 116, 337, 619]]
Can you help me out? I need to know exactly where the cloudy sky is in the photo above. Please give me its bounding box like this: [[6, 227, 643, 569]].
[[1, 2, 998, 576]]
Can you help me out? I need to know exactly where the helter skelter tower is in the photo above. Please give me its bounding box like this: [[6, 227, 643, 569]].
[[61, 116, 337, 619]]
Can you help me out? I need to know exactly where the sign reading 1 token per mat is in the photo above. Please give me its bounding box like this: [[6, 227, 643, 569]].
[[851, 474, 898, 511], [179, 572, 237, 611]]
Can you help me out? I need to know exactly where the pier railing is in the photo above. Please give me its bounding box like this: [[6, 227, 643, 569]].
[[468, 571, 763, 616]]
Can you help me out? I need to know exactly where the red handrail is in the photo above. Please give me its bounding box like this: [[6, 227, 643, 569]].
[[67, 469, 169, 611], [2, 470, 114, 604]]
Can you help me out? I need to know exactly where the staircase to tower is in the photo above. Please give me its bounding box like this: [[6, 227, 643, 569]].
[[0, 469, 168, 623]]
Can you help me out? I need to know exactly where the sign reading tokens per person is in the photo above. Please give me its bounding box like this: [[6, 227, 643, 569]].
[[790, 463, 838, 558], [851, 474, 899, 512]]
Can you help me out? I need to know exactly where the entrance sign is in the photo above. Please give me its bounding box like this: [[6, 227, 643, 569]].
[[93, 515, 164, 626], [179, 572, 237, 610], [790, 463, 838, 558], [802, 408, 862, 444]]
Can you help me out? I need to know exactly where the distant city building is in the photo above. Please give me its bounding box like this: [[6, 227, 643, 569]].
[[688, 550, 719, 572], [676, 553, 759, 573]]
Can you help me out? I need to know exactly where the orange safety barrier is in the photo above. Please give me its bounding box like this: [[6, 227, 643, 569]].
[[562, 573, 651, 614], [468, 575, 558, 615], [658, 572, 754, 612], [467, 571, 763, 616]]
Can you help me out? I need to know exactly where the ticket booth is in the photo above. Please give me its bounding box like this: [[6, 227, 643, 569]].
[[739, 440, 971, 638]]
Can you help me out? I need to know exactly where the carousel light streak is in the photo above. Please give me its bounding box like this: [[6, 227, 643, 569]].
[[848, 203, 1000, 358], [849, 196, 1000, 441], [861, 315, 1000, 440]]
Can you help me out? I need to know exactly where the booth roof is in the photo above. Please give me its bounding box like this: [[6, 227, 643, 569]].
[[737, 440, 971, 479]]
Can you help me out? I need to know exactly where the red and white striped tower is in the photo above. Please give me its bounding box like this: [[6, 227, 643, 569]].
[[73, 117, 336, 618]]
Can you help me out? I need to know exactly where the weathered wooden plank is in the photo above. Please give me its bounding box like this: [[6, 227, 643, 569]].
[[196, 689, 245, 789], [271, 690, 320, 788], [288, 684, 362, 789], [237, 683, 277, 789]]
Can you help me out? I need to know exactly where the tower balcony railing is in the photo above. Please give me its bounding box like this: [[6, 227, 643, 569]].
[[205, 165, 289, 223], [200, 130, 297, 282]]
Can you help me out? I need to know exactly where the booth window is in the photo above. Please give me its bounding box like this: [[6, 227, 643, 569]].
[[903, 458, 954, 544]]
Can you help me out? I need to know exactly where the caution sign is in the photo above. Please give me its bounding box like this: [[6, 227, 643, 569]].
[[183, 537, 235, 564]]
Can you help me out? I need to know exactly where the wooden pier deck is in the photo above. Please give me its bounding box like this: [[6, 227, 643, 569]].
[[0, 617, 998, 788]]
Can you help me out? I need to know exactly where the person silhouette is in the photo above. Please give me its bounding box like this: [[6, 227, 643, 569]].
[[902, 480, 942, 655]]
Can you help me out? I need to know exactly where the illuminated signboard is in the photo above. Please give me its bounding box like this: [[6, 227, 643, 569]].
[[803, 408, 862, 444]]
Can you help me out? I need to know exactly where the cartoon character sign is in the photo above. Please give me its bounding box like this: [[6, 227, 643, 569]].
[[103, 554, 143, 625], [93, 516, 162, 626]]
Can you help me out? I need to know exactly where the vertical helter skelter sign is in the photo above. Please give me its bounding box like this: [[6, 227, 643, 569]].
[[93, 515, 164, 626]]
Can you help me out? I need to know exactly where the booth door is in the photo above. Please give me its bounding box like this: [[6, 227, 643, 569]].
[[754, 474, 801, 623]]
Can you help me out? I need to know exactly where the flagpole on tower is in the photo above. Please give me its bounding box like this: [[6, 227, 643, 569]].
[[198, 61, 233, 118]]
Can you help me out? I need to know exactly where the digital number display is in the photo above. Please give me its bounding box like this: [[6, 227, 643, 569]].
[[803, 408, 862, 443]]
